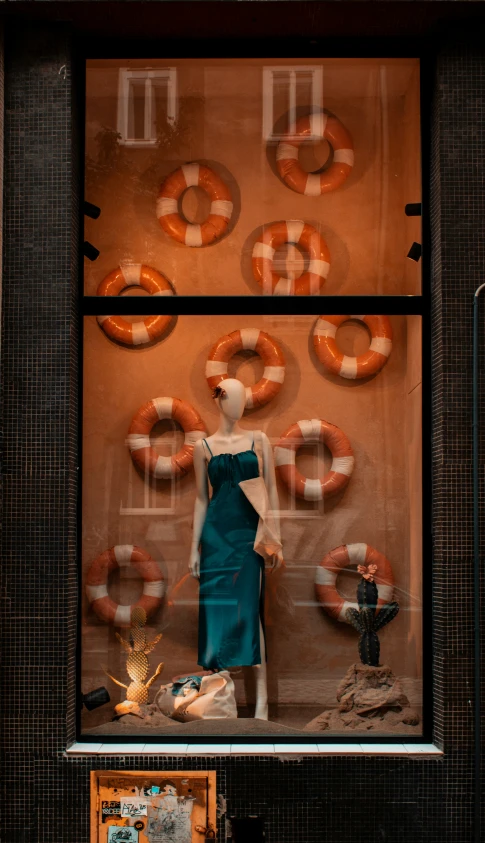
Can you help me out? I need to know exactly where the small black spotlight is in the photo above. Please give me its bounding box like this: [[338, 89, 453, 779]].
[[81, 687, 110, 711], [83, 240, 100, 261], [84, 200, 101, 220], [405, 203, 422, 217], [407, 242, 422, 262]]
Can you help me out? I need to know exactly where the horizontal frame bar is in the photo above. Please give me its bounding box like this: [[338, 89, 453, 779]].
[[83, 35, 422, 61], [81, 295, 425, 317]]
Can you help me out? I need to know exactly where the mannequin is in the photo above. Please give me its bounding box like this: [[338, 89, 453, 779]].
[[190, 378, 283, 720]]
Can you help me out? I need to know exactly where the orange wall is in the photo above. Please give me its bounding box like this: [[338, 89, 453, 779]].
[[84, 58, 421, 297]]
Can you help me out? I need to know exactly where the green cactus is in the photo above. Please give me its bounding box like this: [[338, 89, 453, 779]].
[[346, 567, 399, 667]]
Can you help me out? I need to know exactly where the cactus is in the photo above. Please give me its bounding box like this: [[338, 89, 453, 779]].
[[345, 564, 399, 667], [105, 607, 164, 704]]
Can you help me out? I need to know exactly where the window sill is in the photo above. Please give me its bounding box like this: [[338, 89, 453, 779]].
[[65, 741, 443, 758]]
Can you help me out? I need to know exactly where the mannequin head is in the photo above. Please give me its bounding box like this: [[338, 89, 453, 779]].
[[213, 378, 246, 421]]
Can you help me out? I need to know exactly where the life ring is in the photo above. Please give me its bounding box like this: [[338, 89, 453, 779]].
[[127, 397, 206, 478], [86, 545, 165, 627], [96, 264, 174, 346], [252, 220, 330, 296], [276, 112, 354, 195], [313, 315, 393, 379], [274, 418, 354, 500], [315, 543, 395, 623], [156, 163, 233, 247], [205, 329, 285, 409]]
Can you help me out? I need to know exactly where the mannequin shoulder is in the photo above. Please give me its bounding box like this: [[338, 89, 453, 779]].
[[255, 430, 271, 452], [193, 439, 208, 461], [257, 430, 270, 445]]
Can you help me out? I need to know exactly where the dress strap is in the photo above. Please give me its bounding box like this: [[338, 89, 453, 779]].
[[251, 435, 255, 452], [253, 430, 264, 477], [202, 438, 214, 460]]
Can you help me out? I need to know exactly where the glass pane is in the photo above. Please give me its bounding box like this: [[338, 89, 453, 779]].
[[81, 313, 423, 738], [84, 58, 422, 296]]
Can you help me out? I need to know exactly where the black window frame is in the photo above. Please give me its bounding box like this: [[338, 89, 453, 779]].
[[76, 36, 433, 745]]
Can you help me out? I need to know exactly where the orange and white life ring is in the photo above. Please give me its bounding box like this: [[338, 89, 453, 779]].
[[315, 543, 395, 623], [274, 419, 354, 500], [156, 163, 233, 247], [276, 112, 354, 195], [205, 329, 285, 410], [252, 220, 330, 296], [127, 397, 206, 478], [96, 264, 174, 346], [313, 315, 393, 379], [86, 545, 165, 627]]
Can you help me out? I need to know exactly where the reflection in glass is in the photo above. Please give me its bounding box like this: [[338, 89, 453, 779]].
[[84, 58, 421, 296], [81, 314, 423, 737]]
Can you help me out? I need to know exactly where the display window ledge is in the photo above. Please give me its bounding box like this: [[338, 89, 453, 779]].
[[65, 742, 443, 758]]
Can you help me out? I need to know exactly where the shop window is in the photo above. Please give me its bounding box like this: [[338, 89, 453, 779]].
[[81, 53, 426, 743], [84, 57, 421, 296]]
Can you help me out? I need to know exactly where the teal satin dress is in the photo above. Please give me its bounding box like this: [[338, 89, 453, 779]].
[[198, 439, 265, 670]]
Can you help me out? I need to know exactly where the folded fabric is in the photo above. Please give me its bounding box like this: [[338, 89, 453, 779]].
[[154, 670, 237, 721], [171, 675, 203, 696]]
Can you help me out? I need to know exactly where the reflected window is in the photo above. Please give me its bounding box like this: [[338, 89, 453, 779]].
[[117, 68, 177, 147], [262, 65, 323, 140]]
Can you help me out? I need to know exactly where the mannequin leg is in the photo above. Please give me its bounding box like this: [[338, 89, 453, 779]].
[[253, 622, 268, 720], [253, 570, 268, 720]]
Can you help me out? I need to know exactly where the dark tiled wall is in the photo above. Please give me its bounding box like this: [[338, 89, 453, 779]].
[[1, 21, 485, 843]]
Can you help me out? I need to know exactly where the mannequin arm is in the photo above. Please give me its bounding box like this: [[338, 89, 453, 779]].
[[260, 432, 283, 568], [190, 439, 209, 577]]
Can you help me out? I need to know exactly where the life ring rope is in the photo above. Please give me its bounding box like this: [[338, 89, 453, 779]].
[[127, 397, 206, 479], [205, 329, 285, 409], [86, 545, 165, 627], [275, 418, 354, 500], [314, 315, 392, 379], [315, 543, 395, 623]]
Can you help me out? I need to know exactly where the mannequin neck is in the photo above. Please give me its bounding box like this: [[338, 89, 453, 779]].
[[216, 415, 243, 438]]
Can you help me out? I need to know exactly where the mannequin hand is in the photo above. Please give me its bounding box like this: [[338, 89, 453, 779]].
[[189, 548, 201, 579], [267, 550, 284, 572]]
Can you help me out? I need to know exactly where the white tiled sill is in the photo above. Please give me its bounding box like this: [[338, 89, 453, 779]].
[[65, 742, 443, 757]]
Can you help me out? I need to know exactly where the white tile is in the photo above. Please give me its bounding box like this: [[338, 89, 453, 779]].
[[98, 743, 146, 754], [360, 743, 408, 755], [273, 744, 320, 755], [403, 743, 443, 755], [65, 742, 103, 754], [187, 744, 232, 755], [64, 740, 442, 758], [317, 744, 363, 754], [230, 744, 275, 754], [143, 744, 188, 755]]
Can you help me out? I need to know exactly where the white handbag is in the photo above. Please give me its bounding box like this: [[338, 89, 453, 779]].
[[154, 671, 237, 721]]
